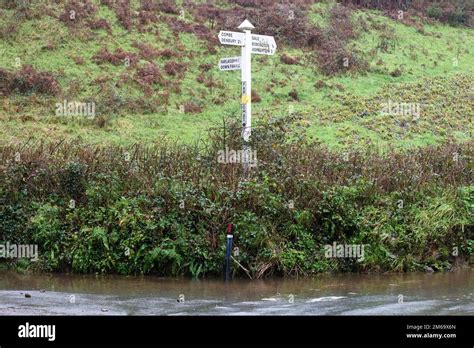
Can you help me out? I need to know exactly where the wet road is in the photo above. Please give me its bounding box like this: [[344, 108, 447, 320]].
[[0, 269, 472, 315]]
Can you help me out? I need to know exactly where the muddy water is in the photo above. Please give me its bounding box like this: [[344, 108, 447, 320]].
[[0, 269, 472, 315]]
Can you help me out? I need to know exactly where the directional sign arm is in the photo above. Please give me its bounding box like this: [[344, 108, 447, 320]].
[[218, 31, 244, 46], [250, 34, 276, 55], [219, 56, 241, 71]]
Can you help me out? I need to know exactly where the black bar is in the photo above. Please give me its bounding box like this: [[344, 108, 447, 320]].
[[0, 316, 472, 346]]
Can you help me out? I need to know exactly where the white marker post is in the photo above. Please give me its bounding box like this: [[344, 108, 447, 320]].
[[218, 20, 276, 173], [239, 20, 253, 170]]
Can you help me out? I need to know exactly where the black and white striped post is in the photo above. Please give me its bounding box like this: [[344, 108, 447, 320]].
[[224, 223, 233, 281]]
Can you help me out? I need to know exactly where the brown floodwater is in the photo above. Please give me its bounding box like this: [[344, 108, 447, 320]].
[[0, 269, 472, 315]]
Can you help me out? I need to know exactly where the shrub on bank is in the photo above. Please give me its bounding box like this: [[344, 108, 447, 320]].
[[0, 116, 472, 277]]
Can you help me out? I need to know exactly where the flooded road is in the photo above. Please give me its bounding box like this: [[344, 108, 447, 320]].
[[0, 269, 472, 315]]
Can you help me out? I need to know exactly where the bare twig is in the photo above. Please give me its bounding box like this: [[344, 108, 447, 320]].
[[231, 256, 253, 280]]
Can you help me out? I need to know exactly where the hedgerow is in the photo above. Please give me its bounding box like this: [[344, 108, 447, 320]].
[[1, 115, 472, 277]]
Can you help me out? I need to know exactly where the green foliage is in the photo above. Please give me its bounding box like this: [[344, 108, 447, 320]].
[[59, 161, 87, 200], [0, 112, 472, 277], [0, 2, 473, 148], [427, 5, 443, 20], [144, 241, 182, 276], [316, 182, 370, 243], [29, 203, 65, 271]]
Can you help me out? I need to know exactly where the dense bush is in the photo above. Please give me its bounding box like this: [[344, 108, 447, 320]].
[[1, 116, 472, 277], [164, 61, 187, 76], [0, 66, 61, 96], [93, 48, 137, 66], [132, 42, 160, 60], [340, 0, 473, 27], [59, 0, 97, 27], [135, 62, 164, 95]]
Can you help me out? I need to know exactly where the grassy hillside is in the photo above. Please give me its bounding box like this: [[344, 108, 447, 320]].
[[0, 0, 472, 150], [1, 1, 473, 277]]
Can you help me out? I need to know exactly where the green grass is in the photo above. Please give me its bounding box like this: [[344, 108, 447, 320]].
[[0, 1, 473, 149]]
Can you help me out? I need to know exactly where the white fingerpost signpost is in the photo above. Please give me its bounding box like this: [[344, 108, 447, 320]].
[[218, 19, 276, 172]]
